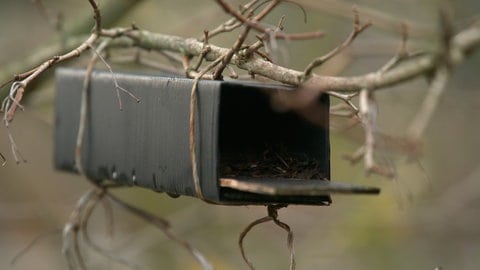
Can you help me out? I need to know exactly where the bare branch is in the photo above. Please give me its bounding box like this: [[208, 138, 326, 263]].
[[87, 0, 102, 34], [215, 0, 324, 40], [1, 32, 99, 124], [213, 25, 252, 79], [206, 0, 260, 40], [88, 43, 141, 110], [327, 91, 359, 114], [75, 41, 108, 175], [101, 23, 480, 93], [107, 193, 214, 270], [358, 89, 394, 177], [303, 6, 372, 78], [406, 66, 450, 144]]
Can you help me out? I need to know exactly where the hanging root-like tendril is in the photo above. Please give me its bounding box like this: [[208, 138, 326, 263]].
[[239, 204, 296, 270], [107, 193, 214, 270], [62, 184, 213, 270]]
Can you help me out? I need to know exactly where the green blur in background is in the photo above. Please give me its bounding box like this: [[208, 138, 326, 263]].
[[0, 0, 479, 269]]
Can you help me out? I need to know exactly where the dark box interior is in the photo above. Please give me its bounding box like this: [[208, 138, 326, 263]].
[[217, 83, 331, 205]]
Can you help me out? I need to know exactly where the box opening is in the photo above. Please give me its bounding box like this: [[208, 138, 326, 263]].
[[217, 83, 331, 204]]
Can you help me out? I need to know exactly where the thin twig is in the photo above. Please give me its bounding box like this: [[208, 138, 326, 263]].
[[5, 125, 27, 164], [190, 31, 211, 73], [88, 43, 140, 110], [1, 0, 102, 123], [378, 22, 410, 73], [80, 189, 141, 269], [206, 0, 260, 40], [359, 89, 394, 177], [359, 89, 375, 174], [343, 145, 365, 164], [213, 25, 252, 79], [2, 32, 99, 124], [404, 8, 454, 155], [75, 42, 102, 175], [213, 0, 282, 79], [303, 6, 371, 78], [327, 91, 359, 113], [107, 193, 214, 270], [100, 22, 480, 91], [215, 0, 324, 40], [406, 66, 450, 143]]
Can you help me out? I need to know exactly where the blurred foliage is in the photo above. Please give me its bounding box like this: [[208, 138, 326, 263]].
[[1, 0, 479, 269]]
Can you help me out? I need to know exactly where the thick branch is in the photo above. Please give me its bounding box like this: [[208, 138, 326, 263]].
[[103, 23, 480, 91]]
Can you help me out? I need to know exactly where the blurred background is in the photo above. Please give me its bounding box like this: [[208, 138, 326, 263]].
[[0, 0, 479, 269]]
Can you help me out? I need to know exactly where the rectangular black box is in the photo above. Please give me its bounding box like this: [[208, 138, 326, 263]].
[[55, 68, 333, 205]]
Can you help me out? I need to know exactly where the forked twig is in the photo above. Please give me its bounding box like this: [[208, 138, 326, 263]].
[[64, 184, 212, 269], [358, 89, 395, 177], [327, 91, 359, 114], [206, 0, 260, 40], [88, 43, 141, 110], [213, 25, 252, 79], [303, 6, 371, 78], [107, 193, 214, 270], [215, 0, 323, 40], [62, 189, 97, 270], [404, 8, 454, 155], [4, 124, 27, 164], [80, 190, 141, 269], [0, 0, 103, 163]]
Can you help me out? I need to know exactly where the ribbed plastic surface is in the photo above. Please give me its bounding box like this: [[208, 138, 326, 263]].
[[55, 68, 377, 205]]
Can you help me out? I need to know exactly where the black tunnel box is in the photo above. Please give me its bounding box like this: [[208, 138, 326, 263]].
[[55, 68, 378, 205]]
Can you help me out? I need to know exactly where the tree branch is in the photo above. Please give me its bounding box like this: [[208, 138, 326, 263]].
[[303, 6, 371, 78], [0, 0, 144, 101], [214, 0, 324, 40], [102, 23, 480, 92]]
